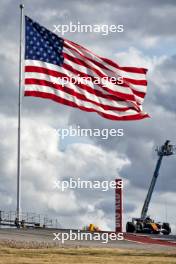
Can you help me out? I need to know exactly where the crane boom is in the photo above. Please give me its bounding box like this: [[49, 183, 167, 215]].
[[141, 140, 175, 219]]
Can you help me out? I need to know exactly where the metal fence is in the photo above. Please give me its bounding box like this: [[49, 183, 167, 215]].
[[0, 210, 61, 229]]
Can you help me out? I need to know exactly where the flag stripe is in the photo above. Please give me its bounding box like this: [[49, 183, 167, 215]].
[[25, 60, 138, 102], [65, 40, 147, 74], [64, 43, 147, 80], [25, 63, 145, 101], [25, 59, 145, 107], [24, 88, 149, 120], [25, 73, 137, 108], [63, 53, 147, 103], [64, 51, 146, 88], [63, 46, 147, 103], [63, 57, 136, 96], [25, 66, 144, 111], [62, 63, 136, 101], [25, 78, 140, 112]]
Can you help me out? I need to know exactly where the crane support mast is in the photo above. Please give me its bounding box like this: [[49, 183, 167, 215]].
[[141, 140, 175, 219]]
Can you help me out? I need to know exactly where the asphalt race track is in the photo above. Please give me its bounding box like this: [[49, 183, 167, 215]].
[[0, 228, 176, 251]]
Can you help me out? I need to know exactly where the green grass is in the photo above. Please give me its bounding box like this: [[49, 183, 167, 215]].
[[0, 242, 176, 264]]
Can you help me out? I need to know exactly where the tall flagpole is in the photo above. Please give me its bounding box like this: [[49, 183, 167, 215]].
[[17, 4, 24, 222]]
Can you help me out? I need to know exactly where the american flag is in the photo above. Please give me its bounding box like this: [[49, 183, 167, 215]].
[[24, 16, 149, 121]]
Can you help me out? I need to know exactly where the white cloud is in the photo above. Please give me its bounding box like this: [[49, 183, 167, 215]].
[[1, 112, 174, 232], [115, 47, 166, 71], [0, 113, 130, 230]]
